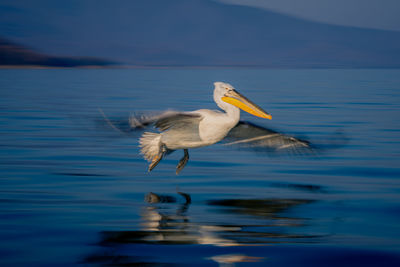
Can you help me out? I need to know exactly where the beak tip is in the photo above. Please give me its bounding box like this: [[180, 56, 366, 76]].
[[263, 114, 272, 120]]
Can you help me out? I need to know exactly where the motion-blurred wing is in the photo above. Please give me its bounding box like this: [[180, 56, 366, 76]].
[[99, 109, 203, 135], [223, 121, 313, 154], [154, 112, 202, 131], [154, 112, 204, 144], [98, 110, 174, 132], [129, 110, 178, 130]]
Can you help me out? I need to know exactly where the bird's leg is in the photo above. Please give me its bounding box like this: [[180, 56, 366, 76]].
[[148, 145, 166, 172], [148, 153, 163, 172], [176, 149, 189, 175]]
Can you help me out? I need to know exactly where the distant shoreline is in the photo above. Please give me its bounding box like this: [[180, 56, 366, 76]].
[[0, 65, 117, 69], [1, 64, 400, 70]]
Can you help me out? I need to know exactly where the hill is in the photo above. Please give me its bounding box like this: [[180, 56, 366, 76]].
[[1, 0, 400, 68], [0, 37, 114, 67]]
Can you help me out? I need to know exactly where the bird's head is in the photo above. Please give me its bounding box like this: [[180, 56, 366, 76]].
[[213, 82, 272, 120]]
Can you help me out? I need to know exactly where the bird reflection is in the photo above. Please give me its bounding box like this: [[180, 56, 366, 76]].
[[105, 194, 321, 245], [210, 254, 265, 267], [83, 194, 323, 265]]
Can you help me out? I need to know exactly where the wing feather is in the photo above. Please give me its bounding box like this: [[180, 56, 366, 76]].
[[155, 112, 202, 131], [223, 121, 313, 154]]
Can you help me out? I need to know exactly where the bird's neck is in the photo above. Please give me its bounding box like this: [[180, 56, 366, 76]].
[[220, 102, 240, 125], [214, 94, 240, 125]]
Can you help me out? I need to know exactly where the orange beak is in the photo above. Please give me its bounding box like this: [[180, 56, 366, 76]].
[[221, 89, 272, 120]]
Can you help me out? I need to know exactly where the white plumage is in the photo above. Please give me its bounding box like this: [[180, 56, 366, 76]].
[[139, 82, 272, 174]]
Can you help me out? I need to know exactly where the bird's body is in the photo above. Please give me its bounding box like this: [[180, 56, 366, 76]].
[[139, 82, 272, 174], [163, 109, 238, 149]]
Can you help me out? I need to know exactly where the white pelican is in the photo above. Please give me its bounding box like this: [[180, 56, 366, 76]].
[[98, 82, 315, 174], [139, 82, 273, 174]]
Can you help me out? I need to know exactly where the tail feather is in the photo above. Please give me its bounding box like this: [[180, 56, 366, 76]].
[[139, 132, 162, 161]]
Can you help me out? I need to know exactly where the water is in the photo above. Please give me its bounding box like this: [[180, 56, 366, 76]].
[[0, 68, 400, 266]]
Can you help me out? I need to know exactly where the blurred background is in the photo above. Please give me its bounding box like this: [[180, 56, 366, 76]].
[[1, 0, 400, 68], [1, 1, 400, 266]]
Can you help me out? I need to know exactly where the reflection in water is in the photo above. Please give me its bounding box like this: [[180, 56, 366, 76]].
[[84, 194, 322, 265], [210, 254, 265, 267]]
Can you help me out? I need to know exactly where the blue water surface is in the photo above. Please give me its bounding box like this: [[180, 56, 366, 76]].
[[0, 68, 400, 266]]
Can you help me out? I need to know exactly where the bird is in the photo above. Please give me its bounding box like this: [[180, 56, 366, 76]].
[[139, 82, 274, 174], [98, 82, 314, 174]]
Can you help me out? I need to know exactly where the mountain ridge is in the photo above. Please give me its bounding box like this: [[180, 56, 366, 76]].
[[0, 37, 114, 68], [1, 0, 400, 68]]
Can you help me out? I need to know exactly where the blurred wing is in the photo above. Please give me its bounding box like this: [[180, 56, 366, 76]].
[[154, 112, 204, 144], [99, 109, 203, 134], [223, 121, 313, 154], [154, 112, 202, 131], [129, 110, 178, 129]]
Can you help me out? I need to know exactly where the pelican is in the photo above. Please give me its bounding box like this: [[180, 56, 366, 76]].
[[139, 82, 272, 174]]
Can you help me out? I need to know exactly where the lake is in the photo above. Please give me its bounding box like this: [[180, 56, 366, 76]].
[[0, 68, 400, 266]]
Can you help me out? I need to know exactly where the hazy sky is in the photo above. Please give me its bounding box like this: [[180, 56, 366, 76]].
[[219, 0, 400, 31]]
